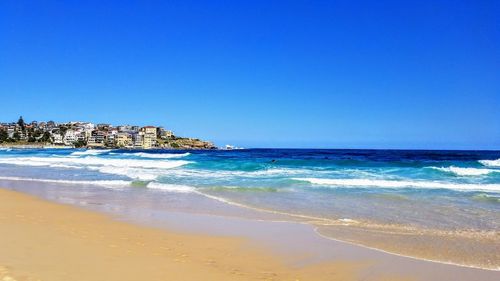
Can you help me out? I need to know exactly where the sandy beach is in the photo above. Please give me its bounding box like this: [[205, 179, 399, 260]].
[[2, 0, 498, 279], [0, 187, 380, 281], [1, 181, 499, 281]]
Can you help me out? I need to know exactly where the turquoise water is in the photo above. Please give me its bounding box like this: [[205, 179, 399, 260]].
[[0, 148, 499, 268], [0, 148, 499, 230]]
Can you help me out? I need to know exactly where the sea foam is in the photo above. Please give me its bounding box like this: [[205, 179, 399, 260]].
[[146, 182, 196, 193], [0, 156, 190, 169], [130, 152, 191, 159], [0, 176, 131, 188], [293, 177, 500, 192], [479, 159, 500, 167], [430, 166, 497, 176], [0, 156, 191, 181], [70, 149, 112, 156], [91, 166, 164, 181]]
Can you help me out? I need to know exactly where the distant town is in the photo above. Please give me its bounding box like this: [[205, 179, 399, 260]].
[[0, 116, 216, 150]]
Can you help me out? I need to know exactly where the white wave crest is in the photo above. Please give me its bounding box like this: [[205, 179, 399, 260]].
[[0, 174, 195, 193], [292, 178, 500, 192], [0, 156, 191, 181], [0, 156, 190, 170], [130, 152, 190, 159], [48, 164, 84, 169], [91, 166, 164, 181], [0, 175, 197, 194], [70, 149, 112, 156], [155, 167, 311, 179], [430, 166, 497, 176], [0, 176, 131, 188], [479, 159, 500, 167], [146, 182, 196, 193]]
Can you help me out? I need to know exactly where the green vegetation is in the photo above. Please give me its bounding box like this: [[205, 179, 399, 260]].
[[0, 129, 7, 143], [73, 140, 86, 148], [40, 132, 51, 143], [17, 116, 25, 131]]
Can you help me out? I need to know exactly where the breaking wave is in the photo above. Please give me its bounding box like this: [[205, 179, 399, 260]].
[[70, 149, 112, 156], [0, 175, 195, 193], [155, 167, 312, 179], [89, 167, 163, 181], [292, 178, 500, 192], [429, 166, 497, 176], [479, 159, 500, 167], [0, 156, 190, 170], [129, 152, 191, 159], [0, 156, 191, 181]]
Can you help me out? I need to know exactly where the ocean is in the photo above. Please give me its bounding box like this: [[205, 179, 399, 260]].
[[0, 148, 499, 269]]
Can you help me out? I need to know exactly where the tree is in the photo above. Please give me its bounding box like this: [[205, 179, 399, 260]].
[[73, 140, 86, 148], [27, 132, 36, 142], [40, 132, 51, 143], [58, 125, 68, 137], [33, 130, 41, 138], [13, 131, 21, 141], [17, 116, 25, 131], [0, 129, 7, 143]]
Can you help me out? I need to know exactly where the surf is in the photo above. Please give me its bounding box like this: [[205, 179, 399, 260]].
[[429, 166, 498, 176], [292, 177, 500, 192]]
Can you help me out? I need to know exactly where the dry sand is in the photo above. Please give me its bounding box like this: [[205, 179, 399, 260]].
[[0, 188, 407, 281]]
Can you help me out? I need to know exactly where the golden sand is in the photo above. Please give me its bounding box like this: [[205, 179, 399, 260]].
[[0, 188, 391, 281]]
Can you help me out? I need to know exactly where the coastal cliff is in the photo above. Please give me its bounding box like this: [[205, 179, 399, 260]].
[[158, 137, 217, 150]]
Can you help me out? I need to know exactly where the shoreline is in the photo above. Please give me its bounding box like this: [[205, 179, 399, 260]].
[[195, 190, 500, 271], [1, 186, 499, 280], [185, 187, 499, 271], [313, 227, 500, 272], [0, 168, 498, 271], [0, 187, 364, 281]]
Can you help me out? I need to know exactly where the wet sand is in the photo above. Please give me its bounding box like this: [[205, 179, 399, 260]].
[[0, 188, 389, 281], [1, 185, 498, 281]]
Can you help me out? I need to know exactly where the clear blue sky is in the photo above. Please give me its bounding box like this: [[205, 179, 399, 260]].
[[1, 1, 498, 149]]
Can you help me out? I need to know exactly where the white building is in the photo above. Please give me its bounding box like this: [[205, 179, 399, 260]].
[[82, 123, 95, 130], [52, 133, 63, 145], [63, 129, 77, 145], [132, 133, 143, 148], [7, 128, 15, 138]]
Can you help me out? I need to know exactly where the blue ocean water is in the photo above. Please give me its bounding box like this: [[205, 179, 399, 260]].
[[0, 148, 499, 269], [0, 148, 499, 230]]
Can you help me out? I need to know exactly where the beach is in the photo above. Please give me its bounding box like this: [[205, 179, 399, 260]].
[[0, 149, 499, 270], [0, 148, 499, 280], [2, 186, 499, 281], [0, 188, 363, 281], [2, 0, 497, 279]]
